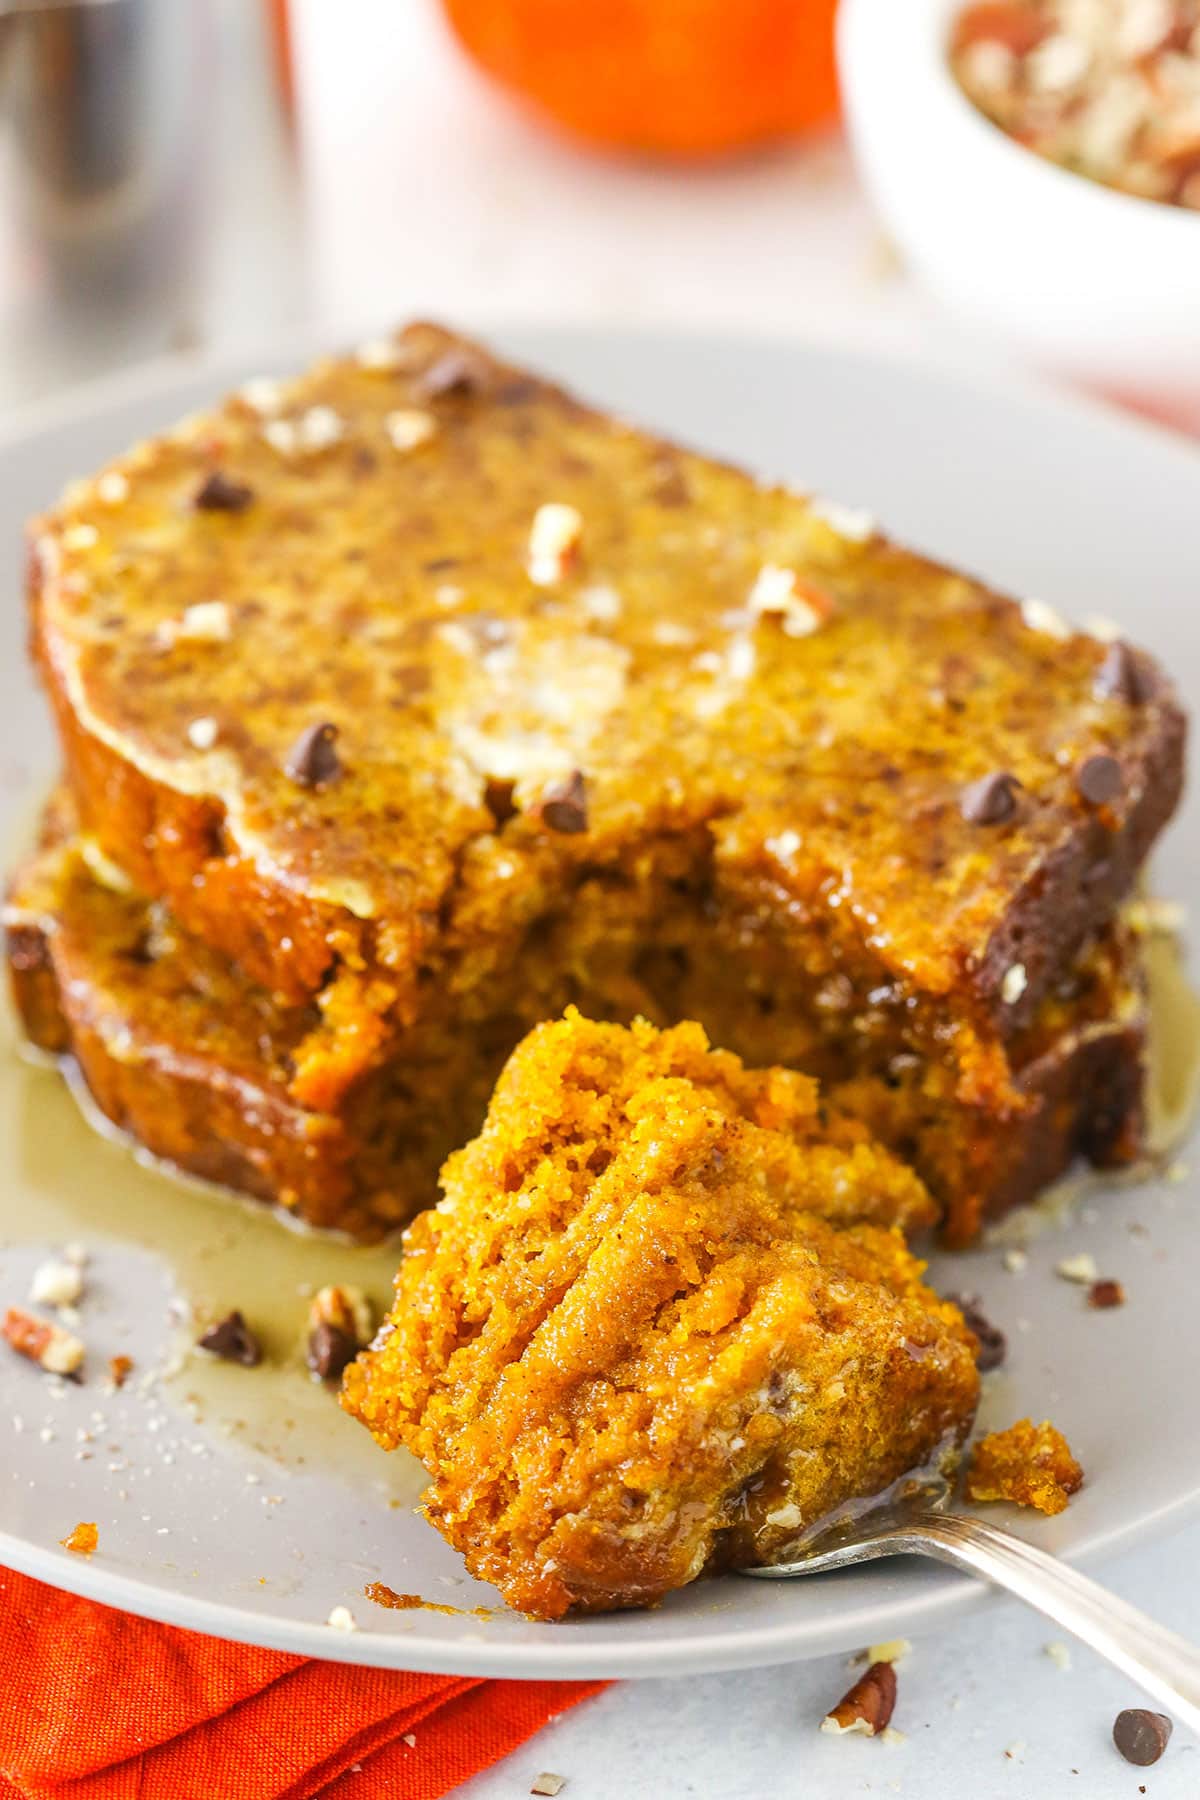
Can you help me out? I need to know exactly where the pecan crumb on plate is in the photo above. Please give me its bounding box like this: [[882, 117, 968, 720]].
[[1088, 1277, 1126, 1308], [306, 1283, 374, 1382], [820, 1661, 898, 1737], [3, 1306, 85, 1376]]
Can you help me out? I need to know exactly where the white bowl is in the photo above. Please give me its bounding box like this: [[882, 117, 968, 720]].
[[838, 0, 1200, 402]]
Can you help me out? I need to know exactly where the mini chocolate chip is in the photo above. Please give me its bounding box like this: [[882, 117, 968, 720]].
[[1113, 1708, 1172, 1766], [197, 1310, 261, 1367], [285, 722, 341, 789], [1094, 642, 1147, 706], [948, 1293, 1006, 1371], [960, 771, 1022, 826], [416, 348, 490, 401], [306, 1320, 357, 1382], [540, 770, 588, 834], [1088, 1277, 1126, 1309], [1076, 752, 1122, 806], [194, 470, 254, 512]]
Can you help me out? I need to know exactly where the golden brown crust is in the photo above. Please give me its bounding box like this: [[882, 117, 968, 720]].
[[343, 1013, 980, 1618]]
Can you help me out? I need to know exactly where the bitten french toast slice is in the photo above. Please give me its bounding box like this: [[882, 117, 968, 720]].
[[23, 322, 1183, 1240], [5, 804, 1148, 1242], [343, 1012, 980, 1619]]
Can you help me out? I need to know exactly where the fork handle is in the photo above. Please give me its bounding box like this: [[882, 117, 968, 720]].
[[859, 1511, 1200, 1737]]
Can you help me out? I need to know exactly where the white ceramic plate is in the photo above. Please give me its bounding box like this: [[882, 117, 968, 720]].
[[0, 329, 1197, 1680]]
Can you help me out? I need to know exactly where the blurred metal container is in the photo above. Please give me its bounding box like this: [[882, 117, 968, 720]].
[[0, 0, 302, 403], [2, 0, 210, 292]]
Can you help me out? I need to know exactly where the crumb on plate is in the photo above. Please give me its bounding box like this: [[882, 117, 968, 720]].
[[60, 1522, 98, 1556], [965, 1418, 1083, 1516]]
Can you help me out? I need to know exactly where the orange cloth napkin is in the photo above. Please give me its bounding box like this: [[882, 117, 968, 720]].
[[0, 1567, 603, 1799]]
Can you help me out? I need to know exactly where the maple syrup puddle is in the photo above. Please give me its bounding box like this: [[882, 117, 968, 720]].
[[0, 999, 417, 1497]]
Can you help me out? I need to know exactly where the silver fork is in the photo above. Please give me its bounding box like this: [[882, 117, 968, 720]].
[[740, 1480, 1200, 1735]]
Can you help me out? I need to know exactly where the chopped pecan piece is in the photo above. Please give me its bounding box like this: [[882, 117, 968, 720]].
[[820, 1662, 897, 1737], [306, 1283, 373, 1381], [3, 1306, 85, 1376]]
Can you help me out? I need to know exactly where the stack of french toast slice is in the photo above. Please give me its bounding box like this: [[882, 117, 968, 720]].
[[5, 322, 1185, 1247]]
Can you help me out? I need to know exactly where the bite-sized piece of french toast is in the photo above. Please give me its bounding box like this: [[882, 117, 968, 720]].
[[5, 803, 1148, 1242], [343, 1012, 980, 1618]]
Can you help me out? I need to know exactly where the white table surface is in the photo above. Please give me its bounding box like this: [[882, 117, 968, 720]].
[[457, 1530, 1200, 1799], [0, 2, 1196, 1793]]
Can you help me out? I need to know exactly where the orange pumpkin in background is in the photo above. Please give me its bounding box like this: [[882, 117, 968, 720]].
[[440, 0, 841, 159]]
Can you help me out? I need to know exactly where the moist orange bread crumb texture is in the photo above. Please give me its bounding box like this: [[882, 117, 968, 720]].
[[343, 1012, 980, 1619], [965, 1418, 1084, 1516], [17, 322, 1182, 1244]]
